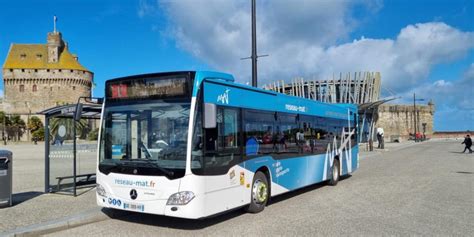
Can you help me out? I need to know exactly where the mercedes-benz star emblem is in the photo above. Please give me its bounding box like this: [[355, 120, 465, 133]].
[[130, 189, 138, 200]]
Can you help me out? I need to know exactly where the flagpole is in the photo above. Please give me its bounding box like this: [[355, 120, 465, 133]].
[[53, 15, 57, 33]]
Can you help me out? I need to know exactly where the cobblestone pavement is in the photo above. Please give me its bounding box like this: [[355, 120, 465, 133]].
[[45, 140, 473, 236], [0, 143, 98, 233]]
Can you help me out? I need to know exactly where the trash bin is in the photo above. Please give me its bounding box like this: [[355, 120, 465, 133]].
[[0, 150, 12, 207]]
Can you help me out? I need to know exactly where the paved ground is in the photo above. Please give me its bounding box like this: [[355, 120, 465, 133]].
[[0, 142, 98, 233], [39, 140, 473, 236]]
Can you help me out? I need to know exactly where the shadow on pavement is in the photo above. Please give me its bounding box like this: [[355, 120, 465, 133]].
[[101, 176, 351, 230], [455, 171, 474, 175], [12, 191, 43, 206], [101, 207, 246, 230], [269, 174, 351, 205]]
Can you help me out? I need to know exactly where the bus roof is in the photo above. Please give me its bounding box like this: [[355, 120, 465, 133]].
[[105, 70, 357, 116]]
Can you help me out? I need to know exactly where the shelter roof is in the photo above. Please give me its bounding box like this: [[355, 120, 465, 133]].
[[38, 103, 101, 119], [359, 98, 398, 112]]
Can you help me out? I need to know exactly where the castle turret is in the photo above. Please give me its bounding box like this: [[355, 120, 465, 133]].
[[1, 19, 93, 141], [47, 32, 64, 63]]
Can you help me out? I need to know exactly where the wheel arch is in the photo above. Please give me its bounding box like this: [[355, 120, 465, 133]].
[[334, 155, 341, 173]]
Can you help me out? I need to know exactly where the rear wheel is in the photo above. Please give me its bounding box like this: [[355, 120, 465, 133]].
[[329, 159, 340, 186], [245, 171, 269, 213]]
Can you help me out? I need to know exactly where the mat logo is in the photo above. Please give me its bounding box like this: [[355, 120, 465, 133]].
[[114, 179, 156, 188], [108, 198, 122, 207], [322, 126, 355, 180], [217, 89, 230, 104]]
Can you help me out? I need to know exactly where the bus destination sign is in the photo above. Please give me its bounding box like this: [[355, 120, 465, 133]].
[[107, 77, 189, 100]]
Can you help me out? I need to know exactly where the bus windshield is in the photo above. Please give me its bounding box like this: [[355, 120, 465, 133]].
[[98, 100, 190, 179]]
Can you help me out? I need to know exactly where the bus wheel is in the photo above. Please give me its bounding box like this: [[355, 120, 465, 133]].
[[246, 171, 269, 213], [329, 159, 340, 186]]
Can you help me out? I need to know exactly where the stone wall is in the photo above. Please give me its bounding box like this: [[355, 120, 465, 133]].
[[375, 103, 435, 142], [432, 131, 473, 139], [2, 68, 92, 115]]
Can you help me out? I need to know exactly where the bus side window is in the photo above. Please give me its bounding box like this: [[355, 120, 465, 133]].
[[300, 115, 315, 154], [202, 107, 241, 174], [243, 110, 275, 158], [278, 114, 298, 157]]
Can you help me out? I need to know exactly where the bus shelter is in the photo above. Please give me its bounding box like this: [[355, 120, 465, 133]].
[[358, 98, 395, 146], [39, 103, 102, 196]]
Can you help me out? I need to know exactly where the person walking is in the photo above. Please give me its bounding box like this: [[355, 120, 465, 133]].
[[461, 135, 472, 153], [376, 127, 384, 149]]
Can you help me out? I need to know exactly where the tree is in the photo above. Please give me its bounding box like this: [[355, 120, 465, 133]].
[[32, 127, 45, 141], [49, 118, 88, 141], [7, 115, 26, 141], [10, 115, 25, 126], [88, 128, 99, 141], [28, 116, 43, 133], [0, 111, 11, 126]]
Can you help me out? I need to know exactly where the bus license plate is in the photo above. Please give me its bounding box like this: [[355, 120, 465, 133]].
[[123, 202, 144, 212]]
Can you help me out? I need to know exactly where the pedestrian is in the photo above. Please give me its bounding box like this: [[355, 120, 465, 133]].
[[461, 134, 472, 153], [376, 127, 384, 149]]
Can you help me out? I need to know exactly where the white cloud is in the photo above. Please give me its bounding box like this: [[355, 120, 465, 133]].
[[397, 64, 474, 131], [141, 0, 474, 131], [138, 0, 159, 18], [157, 1, 474, 96]]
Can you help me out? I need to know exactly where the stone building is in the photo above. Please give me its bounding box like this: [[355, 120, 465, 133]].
[[2, 30, 93, 140], [375, 102, 435, 142]]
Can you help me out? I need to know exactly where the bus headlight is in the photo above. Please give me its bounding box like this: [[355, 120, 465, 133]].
[[167, 191, 195, 205], [96, 183, 107, 197]]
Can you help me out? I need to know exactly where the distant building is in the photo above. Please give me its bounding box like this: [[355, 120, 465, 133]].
[[263, 72, 381, 104], [375, 102, 435, 142], [2, 29, 93, 140], [2, 31, 93, 114]]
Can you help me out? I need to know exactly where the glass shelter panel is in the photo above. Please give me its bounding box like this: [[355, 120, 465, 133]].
[[48, 117, 98, 194]]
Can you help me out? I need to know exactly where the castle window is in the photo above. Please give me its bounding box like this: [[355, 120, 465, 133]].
[[19, 85, 24, 92], [72, 86, 76, 91], [36, 54, 42, 59], [20, 54, 26, 59], [32, 85, 37, 92], [47, 69, 50, 72], [34, 69, 38, 72], [59, 69, 62, 72], [70, 70, 73, 73], [50, 87, 53, 91], [9, 69, 13, 72], [21, 69, 25, 72]]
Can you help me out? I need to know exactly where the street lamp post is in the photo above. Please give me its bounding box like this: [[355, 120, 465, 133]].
[[413, 93, 425, 142], [241, 0, 268, 88]]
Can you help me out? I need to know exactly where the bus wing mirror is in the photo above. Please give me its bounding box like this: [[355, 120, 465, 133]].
[[74, 103, 83, 121], [203, 103, 217, 129]]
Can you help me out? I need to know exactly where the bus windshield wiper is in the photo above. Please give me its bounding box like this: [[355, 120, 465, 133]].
[[99, 161, 122, 174], [138, 159, 174, 177]]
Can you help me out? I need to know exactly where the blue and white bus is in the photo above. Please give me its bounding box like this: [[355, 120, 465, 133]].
[[96, 71, 359, 219]]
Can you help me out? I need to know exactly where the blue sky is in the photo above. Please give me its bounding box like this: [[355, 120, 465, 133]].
[[0, 0, 473, 131]]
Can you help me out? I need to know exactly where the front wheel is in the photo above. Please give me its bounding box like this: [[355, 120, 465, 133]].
[[328, 159, 340, 186], [245, 171, 269, 213]]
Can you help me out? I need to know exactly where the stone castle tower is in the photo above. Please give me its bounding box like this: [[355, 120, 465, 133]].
[[2, 30, 93, 118]]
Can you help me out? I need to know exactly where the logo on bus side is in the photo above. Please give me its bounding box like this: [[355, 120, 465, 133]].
[[217, 89, 230, 104]]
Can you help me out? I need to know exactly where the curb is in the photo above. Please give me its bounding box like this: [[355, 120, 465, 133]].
[[1, 208, 125, 237]]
